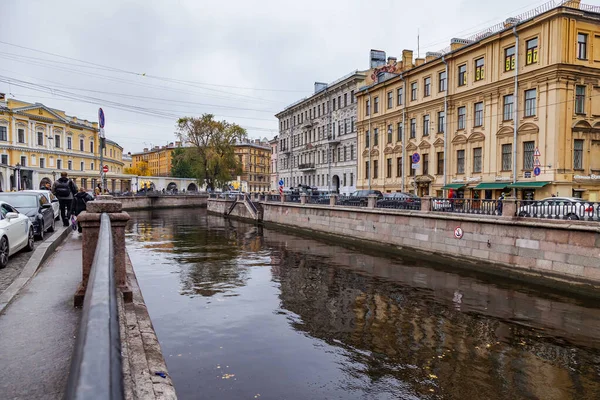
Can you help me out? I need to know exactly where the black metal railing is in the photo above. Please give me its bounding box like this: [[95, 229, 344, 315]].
[[66, 213, 123, 400], [516, 200, 600, 221], [376, 199, 422, 211], [431, 198, 500, 215], [243, 194, 258, 215], [335, 195, 368, 207], [266, 194, 281, 202]]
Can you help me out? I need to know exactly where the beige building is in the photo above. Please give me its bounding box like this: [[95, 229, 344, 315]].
[[234, 139, 271, 193], [356, 1, 600, 201]]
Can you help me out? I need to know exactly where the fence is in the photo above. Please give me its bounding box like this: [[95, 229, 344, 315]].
[[376, 199, 422, 211], [66, 213, 124, 400], [431, 198, 500, 216], [335, 195, 368, 207], [516, 199, 600, 221]]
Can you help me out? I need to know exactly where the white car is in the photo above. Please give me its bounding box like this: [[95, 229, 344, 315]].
[[518, 197, 598, 220], [24, 190, 60, 220], [0, 200, 35, 269]]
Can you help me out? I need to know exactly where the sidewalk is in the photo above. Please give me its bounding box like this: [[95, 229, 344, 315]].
[[0, 233, 81, 400]]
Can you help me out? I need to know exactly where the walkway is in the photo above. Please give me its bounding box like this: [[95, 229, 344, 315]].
[[0, 233, 81, 400]]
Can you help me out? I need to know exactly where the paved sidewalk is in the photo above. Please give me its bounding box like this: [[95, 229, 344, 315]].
[[0, 233, 81, 400]]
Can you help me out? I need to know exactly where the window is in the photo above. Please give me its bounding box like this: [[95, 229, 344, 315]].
[[338, 96, 341, 109], [423, 115, 430, 136], [523, 141, 535, 170], [20, 156, 26, 166], [365, 130, 370, 148], [374, 97, 379, 113], [80, 161, 84, 171], [0, 127, 6, 141], [351, 117, 355, 132], [503, 95, 514, 121], [387, 124, 393, 143], [410, 119, 416, 138], [574, 139, 584, 169], [40, 158, 45, 169], [475, 58, 485, 81], [472, 147, 482, 173], [1, 155, 7, 165], [366, 99, 371, 116], [374, 128, 379, 146], [397, 122, 403, 142], [90, 141, 94, 153], [365, 161, 369, 179], [351, 90, 355, 103], [411, 82, 417, 101], [57, 159, 62, 169], [344, 119, 348, 134], [344, 93, 348, 107], [344, 146, 347, 161], [18, 129, 25, 143], [68, 160, 73, 170], [525, 89, 536, 117], [424, 77, 431, 97], [397, 157, 403, 177], [79, 138, 84, 151], [54, 134, 60, 147], [457, 150, 465, 174], [350, 144, 354, 160], [576, 85, 586, 114], [373, 160, 378, 179], [387, 91, 393, 109], [337, 147, 341, 162], [505, 46, 515, 71], [387, 158, 392, 178], [502, 144, 512, 171], [474, 102, 484, 127], [438, 111, 445, 133], [439, 71, 447, 92], [526, 38, 538, 65], [37, 132, 44, 146], [458, 65, 467, 86], [578, 33, 588, 60], [423, 154, 429, 175], [457, 107, 466, 130], [437, 152, 444, 175], [332, 98, 336, 111], [90, 162, 94, 171], [397, 87, 403, 105]]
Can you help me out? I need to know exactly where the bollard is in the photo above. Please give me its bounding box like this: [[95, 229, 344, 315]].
[[300, 193, 308, 205], [74, 197, 132, 306], [329, 194, 338, 206], [280, 193, 285, 203], [421, 196, 432, 212], [367, 194, 378, 209]]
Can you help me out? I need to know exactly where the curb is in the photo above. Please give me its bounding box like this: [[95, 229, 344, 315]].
[[0, 225, 72, 314]]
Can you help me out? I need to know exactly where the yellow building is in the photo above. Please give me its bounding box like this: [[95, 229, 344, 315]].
[[131, 142, 181, 177], [356, 1, 600, 201], [234, 139, 271, 192], [0, 95, 130, 192]]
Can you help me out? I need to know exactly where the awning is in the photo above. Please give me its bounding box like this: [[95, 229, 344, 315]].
[[473, 183, 508, 190], [441, 184, 466, 190], [507, 181, 550, 189]]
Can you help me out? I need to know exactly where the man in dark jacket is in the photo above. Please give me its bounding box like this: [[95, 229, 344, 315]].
[[71, 187, 93, 233], [51, 172, 78, 226]]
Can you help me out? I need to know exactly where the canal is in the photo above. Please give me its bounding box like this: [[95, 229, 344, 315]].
[[126, 209, 600, 400]]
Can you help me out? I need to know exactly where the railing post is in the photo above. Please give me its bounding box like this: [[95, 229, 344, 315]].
[[300, 193, 308, 205], [280, 193, 285, 203], [367, 194, 378, 209], [75, 196, 131, 306], [502, 196, 517, 218], [329, 194, 338, 206], [421, 196, 432, 212]]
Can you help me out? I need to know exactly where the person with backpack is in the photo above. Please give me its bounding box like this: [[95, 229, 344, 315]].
[[71, 187, 94, 233], [51, 172, 78, 226]]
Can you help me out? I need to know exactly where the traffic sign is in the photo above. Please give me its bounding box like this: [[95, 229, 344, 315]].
[[278, 179, 284, 186], [412, 152, 420, 163], [533, 167, 541, 176], [454, 226, 464, 239], [411, 163, 420, 169], [534, 147, 541, 157], [102, 165, 109, 173], [534, 158, 541, 167], [98, 108, 105, 129]]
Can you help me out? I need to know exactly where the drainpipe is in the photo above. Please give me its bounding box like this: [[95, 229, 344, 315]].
[[328, 89, 332, 192], [512, 26, 519, 197], [401, 75, 407, 193], [442, 57, 449, 194], [368, 90, 372, 190]]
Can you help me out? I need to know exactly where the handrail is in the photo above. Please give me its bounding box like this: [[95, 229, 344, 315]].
[[244, 194, 258, 214], [66, 213, 124, 400]]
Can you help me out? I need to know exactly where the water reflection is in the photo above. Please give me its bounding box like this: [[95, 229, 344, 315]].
[[126, 209, 600, 400]]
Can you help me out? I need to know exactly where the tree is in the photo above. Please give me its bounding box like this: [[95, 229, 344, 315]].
[[124, 160, 150, 176], [176, 114, 246, 191], [170, 147, 195, 178]]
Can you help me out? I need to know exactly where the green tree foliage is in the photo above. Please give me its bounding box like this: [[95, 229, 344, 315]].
[[176, 114, 246, 190], [170, 147, 195, 178]]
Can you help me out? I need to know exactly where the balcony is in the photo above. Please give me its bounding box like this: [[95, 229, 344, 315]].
[[327, 134, 340, 145], [303, 119, 315, 128], [298, 163, 316, 172], [280, 147, 291, 155]]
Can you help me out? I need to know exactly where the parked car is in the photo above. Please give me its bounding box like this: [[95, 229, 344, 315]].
[[340, 190, 383, 206], [518, 197, 598, 220], [377, 192, 421, 209], [24, 190, 60, 220], [0, 193, 56, 239], [0, 201, 35, 268]]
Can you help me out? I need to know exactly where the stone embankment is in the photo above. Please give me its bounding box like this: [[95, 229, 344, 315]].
[[119, 194, 207, 211]]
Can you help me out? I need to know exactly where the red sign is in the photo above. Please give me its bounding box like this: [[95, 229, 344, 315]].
[[102, 165, 109, 173]]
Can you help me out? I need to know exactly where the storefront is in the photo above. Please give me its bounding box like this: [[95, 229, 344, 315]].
[[472, 183, 510, 200], [507, 181, 551, 200], [441, 183, 465, 198]]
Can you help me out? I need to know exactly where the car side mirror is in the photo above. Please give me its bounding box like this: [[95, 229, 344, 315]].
[[42, 204, 53, 209], [6, 212, 18, 220]]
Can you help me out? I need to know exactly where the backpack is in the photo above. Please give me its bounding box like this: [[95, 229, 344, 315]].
[[55, 181, 71, 197]]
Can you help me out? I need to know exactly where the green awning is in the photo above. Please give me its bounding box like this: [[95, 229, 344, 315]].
[[507, 181, 550, 189], [473, 183, 508, 190], [441, 184, 466, 190]]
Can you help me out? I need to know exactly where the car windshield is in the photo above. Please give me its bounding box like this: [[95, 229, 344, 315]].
[[0, 195, 37, 208]]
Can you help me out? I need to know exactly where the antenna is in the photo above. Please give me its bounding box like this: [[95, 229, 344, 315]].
[[417, 28, 420, 58]]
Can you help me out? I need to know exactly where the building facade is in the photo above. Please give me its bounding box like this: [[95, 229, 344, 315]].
[[234, 139, 271, 193], [269, 136, 279, 191], [131, 142, 182, 177], [0, 95, 130, 192], [356, 1, 600, 201]]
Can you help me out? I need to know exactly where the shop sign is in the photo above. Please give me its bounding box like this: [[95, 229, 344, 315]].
[[495, 176, 512, 182], [524, 171, 531, 178], [466, 176, 481, 183], [574, 174, 600, 180], [451, 178, 465, 183]]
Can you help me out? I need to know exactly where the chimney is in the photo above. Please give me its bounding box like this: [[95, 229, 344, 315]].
[[563, 0, 581, 9], [402, 50, 413, 69], [370, 49, 386, 68], [425, 52, 443, 63], [387, 56, 397, 64], [143, 148, 148, 152], [415, 58, 425, 66], [504, 17, 520, 28], [314, 82, 327, 93], [450, 38, 473, 51]]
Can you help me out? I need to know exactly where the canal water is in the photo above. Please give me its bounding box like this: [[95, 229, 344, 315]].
[[126, 209, 600, 400]]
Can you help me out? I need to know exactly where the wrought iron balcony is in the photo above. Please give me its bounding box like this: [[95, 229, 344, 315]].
[[298, 163, 316, 171]]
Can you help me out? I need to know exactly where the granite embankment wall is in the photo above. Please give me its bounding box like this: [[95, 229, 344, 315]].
[[208, 199, 600, 291], [119, 195, 207, 211]]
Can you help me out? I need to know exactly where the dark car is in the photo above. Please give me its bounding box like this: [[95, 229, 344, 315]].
[[0, 193, 55, 239], [377, 192, 421, 210], [340, 190, 384, 206]]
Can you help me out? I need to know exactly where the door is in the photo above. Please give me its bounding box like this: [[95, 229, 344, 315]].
[[39, 195, 53, 230]]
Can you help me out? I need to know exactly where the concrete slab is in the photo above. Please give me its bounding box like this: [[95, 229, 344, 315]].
[[0, 233, 82, 400]]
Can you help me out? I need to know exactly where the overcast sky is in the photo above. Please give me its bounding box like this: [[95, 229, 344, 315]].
[[1, 0, 557, 153]]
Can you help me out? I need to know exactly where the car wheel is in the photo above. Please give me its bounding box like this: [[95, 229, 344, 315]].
[[48, 217, 55, 233], [566, 213, 579, 221], [25, 229, 34, 252], [36, 221, 44, 240], [0, 236, 8, 269]]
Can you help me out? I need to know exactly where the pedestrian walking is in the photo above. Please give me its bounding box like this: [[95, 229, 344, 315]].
[[51, 172, 78, 226], [71, 187, 94, 233], [497, 192, 505, 215]]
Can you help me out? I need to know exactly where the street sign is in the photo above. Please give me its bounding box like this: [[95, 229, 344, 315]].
[[524, 171, 532, 178], [534, 158, 541, 167], [278, 179, 284, 186], [98, 108, 105, 129], [411, 163, 420, 169], [534, 147, 541, 157], [454, 226, 464, 239], [534, 167, 541, 176], [102, 165, 109, 173], [412, 152, 420, 163]]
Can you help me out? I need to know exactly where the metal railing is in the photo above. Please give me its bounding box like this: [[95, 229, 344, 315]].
[[516, 200, 600, 221], [243, 194, 258, 215], [335, 195, 368, 207], [431, 198, 501, 216], [265, 194, 281, 202], [66, 213, 123, 400], [376, 199, 422, 211]]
